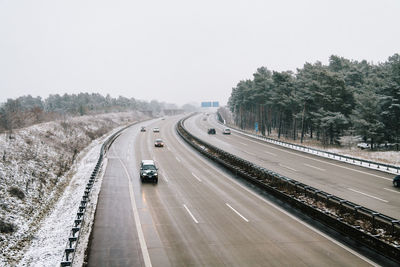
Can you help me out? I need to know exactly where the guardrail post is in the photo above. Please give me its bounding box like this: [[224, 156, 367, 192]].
[[304, 186, 310, 197], [391, 220, 399, 236], [353, 205, 361, 219], [314, 190, 320, 202], [326, 194, 332, 206], [72, 227, 80, 237], [339, 199, 346, 213], [372, 212, 379, 230]]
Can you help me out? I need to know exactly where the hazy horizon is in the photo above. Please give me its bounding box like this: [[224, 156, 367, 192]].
[[1, 0, 399, 106]]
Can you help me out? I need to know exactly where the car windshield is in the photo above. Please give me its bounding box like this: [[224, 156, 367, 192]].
[[156, 139, 162, 142], [143, 164, 156, 170]]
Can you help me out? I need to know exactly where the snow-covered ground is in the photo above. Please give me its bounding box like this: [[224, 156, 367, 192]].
[[17, 137, 104, 267], [0, 111, 148, 266]]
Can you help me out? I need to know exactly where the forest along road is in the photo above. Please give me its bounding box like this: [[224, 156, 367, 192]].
[[186, 113, 400, 220], [87, 115, 380, 266]]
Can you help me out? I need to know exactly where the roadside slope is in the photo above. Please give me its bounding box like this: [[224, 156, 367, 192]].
[[0, 111, 148, 266]]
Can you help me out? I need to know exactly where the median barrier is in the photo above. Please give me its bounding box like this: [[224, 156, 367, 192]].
[[177, 115, 400, 264]]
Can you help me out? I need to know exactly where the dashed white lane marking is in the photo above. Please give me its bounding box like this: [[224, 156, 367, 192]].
[[347, 188, 388, 203], [226, 203, 249, 222], [161, 171, 169, 183], [183, 204, 199, 223], [239, 142, 248, 146], [245, 151, 256, 156], [384, 188, 400, 194], [177, 120, 378, 266], [118, 158, 152, 267], [304, 163, 326, 172], [191, 172, 202, 182], [176, 156, 181, 162], [232, 132, 392, 181], [279, 164, 297, 172], [264, 151, 277, 156]]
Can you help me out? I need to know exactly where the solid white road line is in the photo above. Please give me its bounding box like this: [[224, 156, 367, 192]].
[[174, 127, 378, 266], [239, 142, 248, 146], [226, 203, 249, 222], [347, 188, 388, 203], [191, 172, 202, 182], [279, 164, 298, 172], [233, 132, 392, 181], [245, 151, 256, 156], [304, 163, 326, 172], [384, 188, 400, 194], [183, 204, 199, 224], [118, 158, 152, 267]]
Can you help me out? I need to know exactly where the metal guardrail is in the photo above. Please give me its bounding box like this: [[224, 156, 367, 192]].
[[216, 112, 400, 174], [177, 115, 400, 264], [60, 122, 139, 267]]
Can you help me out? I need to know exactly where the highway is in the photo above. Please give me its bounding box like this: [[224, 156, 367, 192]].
[[87, 115, 385, 266], [184, 113, 400, 220]]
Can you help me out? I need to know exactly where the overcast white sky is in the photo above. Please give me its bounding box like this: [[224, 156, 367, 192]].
[[0, 0, 399, 106]]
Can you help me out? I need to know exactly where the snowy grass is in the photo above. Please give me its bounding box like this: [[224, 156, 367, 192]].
[[0, 111, 148, 266]]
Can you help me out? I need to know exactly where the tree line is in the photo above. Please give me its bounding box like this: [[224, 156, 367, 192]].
[[0, 93, 177, 134], [228, 54, 400, 149]]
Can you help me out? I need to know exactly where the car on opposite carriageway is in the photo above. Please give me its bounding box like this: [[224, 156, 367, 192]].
[[208, 128, 216, 134], [393, 175, 400, 187], [222, 128, 231, 135]]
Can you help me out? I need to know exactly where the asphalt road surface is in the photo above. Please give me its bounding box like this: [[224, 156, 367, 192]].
[[87, 115, 383, 266], [185, 113, 400, 220]]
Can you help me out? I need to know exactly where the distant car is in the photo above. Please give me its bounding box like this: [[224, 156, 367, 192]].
[[203, 117, 207, 121], [222, 128, 231, 135], [154, 139, 164, 147], [393, 175, 400, 187], [357, 143, 370, 150], [161, 117, 165, 120], [140, 160, 158, 183], [153, 127, 160, 133], [208, 128, 216, 134], [140, 126, 146, 132]]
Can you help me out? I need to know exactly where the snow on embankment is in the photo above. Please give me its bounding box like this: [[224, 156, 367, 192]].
[[0, 111, 147, 266]]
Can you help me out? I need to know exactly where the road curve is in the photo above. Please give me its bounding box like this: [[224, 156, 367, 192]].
[[185, 113, 400, 220], [87, 115, 382, 266]]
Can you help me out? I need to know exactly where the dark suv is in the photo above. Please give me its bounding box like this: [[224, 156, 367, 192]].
[[140, 160, 158, 183], [393, 175, 400, 187], [208, 128, 216, 134]]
